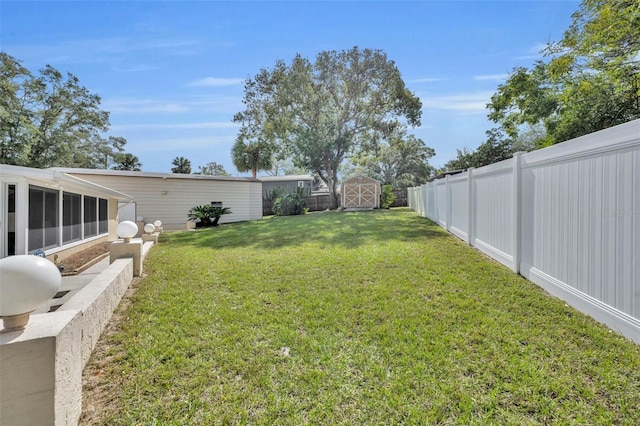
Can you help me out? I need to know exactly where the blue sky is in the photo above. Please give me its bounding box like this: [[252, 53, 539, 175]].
[[1, 0, 580, 175]]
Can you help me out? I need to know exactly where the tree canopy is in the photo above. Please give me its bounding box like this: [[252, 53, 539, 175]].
[[442, 127, 540, 171], [233, 46, 423, 207], [488, 0, 640, 145], [196, 161, 230, 176], [350, 132, 435, 188], [0, 53, 128, 168], [171, 156, 192, 174], [231, 139, 273, 179], [112, 153, 142, 171]]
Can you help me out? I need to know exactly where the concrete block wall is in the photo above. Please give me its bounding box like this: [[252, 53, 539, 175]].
[[0, 240, 154, 425]]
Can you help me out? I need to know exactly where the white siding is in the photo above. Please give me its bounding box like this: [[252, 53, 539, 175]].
[[67, 174, 262, 230]]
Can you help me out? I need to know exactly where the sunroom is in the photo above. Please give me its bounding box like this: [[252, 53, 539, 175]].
[[0, 164, 133, 262]]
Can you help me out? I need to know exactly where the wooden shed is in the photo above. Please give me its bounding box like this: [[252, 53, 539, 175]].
[[341, 175, 381, 210]]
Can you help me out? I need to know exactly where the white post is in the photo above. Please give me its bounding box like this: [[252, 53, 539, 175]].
[[512, 152, 524, 274], [467, 168, 475, 245], [445, 174, 451, 232]]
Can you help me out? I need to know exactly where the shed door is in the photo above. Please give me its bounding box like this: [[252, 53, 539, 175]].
[[344, 183, 377, 208]]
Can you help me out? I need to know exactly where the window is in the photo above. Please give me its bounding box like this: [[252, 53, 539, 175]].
[[7, 184, 16, 256], [211, 201, 223, 207], [63, 192, 82, 243], [99, 198, 108, 234], [28, 185, 59, 251], [84, 196, 97, 237]]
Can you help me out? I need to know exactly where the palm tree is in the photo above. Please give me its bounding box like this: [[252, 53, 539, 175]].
[[112, 153, 142, 171], [231, 140, 273, 178], [171, 156, 192, 174]]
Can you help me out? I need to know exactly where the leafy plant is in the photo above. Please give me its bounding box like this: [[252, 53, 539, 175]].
[[273, 190, 306, 216], [187, 205, 232, 227], [265, 186, 287, 201], [380, 184, 395, 209]]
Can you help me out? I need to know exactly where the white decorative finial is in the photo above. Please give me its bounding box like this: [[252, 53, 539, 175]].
[[0, 255, 61, 331]]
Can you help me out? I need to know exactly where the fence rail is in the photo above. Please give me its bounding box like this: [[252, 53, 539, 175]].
[[408, 119, 640, 344]]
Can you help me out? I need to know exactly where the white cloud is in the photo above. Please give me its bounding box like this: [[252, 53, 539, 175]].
[[103, 94, 244, 115], [112, 64, 162, 73], [420, 91, 494, 113], [130, 136, 233, 152], [111, 122, 239, 131], [9, 36, 202, 66], [407, 77, 445, 84], [102, 98, 191, 114], [188, 77, 244, 87], [516, 42, 549, 60], [473, 73, 509, 82]]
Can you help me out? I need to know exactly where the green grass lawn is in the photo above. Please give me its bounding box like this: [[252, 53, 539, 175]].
[[82, 208, 640, 425]]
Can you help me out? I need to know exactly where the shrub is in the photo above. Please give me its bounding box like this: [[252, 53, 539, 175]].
[[273, 191, 306, 216], [265, 186, 287, 201], [381, 185, 395, 209], [187, 205, 232, 227]]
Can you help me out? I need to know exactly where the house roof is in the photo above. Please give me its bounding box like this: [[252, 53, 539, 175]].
[[258, 174, 314, 182], [48, 167, 260, 183], [1, 164, 134, 201]]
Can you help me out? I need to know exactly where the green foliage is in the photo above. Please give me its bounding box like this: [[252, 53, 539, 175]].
[[187, 205, 232, 227], [111, 152, 142, 171], [352, 132, 435, 188], [171, 156, 191, 174], [231, 139, 273, 178], [267, 158, 309, 176], [195, 161, 230, 176], [380, 184, 395, 209], [234, 46, 422, 208], [272, 189, 306, 216], [442, 126, 542, 172], [487, 0, 640, 144], [0, 53, 127, 168], [265, 186, 287, 201]]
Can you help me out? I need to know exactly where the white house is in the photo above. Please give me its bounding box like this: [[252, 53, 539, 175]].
[[50, 168, 263, 231], [0, 164, 133, 261]]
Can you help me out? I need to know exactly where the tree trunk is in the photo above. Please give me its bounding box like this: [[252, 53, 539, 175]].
[[327, 169, 339, 209]]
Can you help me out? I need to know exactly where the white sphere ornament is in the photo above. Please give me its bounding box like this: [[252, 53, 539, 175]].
[[144, 223, 156, 234], [116, 220, 138, 243], [0, 255, 61, 331], [153, 220, 162, 227]]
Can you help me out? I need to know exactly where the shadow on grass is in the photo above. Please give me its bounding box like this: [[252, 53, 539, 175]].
[[164, 208, 447, 251]]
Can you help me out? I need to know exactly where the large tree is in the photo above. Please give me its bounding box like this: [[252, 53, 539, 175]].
[[233, 47, 422, 207], [488, 0, 640, 144], [112, 153, 142, 171], [231, 139, 273, 179], [352, 132, 435, 188], [0, 53, 127, 168], [171, 156, 192, 174], [196, 161, 230, 176], [442, 127, 540, 171]]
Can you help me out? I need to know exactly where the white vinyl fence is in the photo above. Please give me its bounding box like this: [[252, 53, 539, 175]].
[[409, 119, 640, 343]]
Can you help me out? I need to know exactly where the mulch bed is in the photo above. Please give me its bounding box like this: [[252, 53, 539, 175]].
[[57, 242, 111, 275]]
